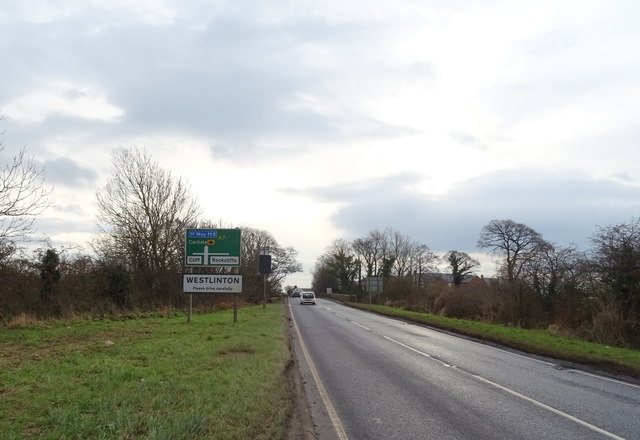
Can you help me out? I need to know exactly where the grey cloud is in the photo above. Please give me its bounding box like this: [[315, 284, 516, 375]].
[[102, 23, 412, 143], [297, 169, 640, 253], [1, 116, 119, 160], [2, 6, 419, 156], [283, 171, 424, 203], [44, 157, 98, 186]]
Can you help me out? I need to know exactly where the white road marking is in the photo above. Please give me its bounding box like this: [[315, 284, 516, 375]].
[[321, 304, 634, 438], [290, 303, 349, 440], [573, 369, 640, 389], [351, 322, 371, 331], [346, 308, 640, 391], [383, 335, 626, 440]]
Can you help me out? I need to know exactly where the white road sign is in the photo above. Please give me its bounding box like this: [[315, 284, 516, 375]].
[[183, 274, 243, 293]]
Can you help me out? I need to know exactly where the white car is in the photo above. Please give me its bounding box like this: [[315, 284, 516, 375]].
[[299, 291, 316, 305]]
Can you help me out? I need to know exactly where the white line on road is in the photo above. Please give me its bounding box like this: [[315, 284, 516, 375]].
[[290, 304, 349, 440], [351, 322, 371, 331], [383, 335, 626, 440], [343, 308, 640, 391], [573, 369, 640, 389], [469, 373, 627, 440]]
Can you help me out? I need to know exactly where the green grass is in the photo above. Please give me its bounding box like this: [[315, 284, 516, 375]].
[[349, 303, 640, 379], [0, 304, 291, 440]]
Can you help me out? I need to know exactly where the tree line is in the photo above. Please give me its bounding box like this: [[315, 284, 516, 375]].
[[0, 144, 302, 322], [312, 220, 640, 348], [2, 120, 638, 348]]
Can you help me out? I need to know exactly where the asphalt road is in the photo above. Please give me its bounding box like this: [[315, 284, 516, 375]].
[[289, 298, 640, 440]]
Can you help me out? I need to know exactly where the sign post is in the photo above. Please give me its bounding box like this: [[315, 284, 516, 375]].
[[184, 228, 242, 322], [365, 276, 383, 304]]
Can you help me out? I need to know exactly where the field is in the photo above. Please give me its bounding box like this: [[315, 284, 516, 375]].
[[0, 304, 292, 440]]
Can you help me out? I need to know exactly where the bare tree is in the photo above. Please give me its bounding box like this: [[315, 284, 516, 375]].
[[478, 219, 551, 326], [94, 147, 202, 301], [270, 245, 303, 285], [0, 115, 52, 239], [410, 243, 438, 284], [378, 229, 394, 278], [477, 219, 549, 282], [352, 228, 437, 285], [239, 226, 302, 294], [521, 243, 583, 314], [353, 230, 383, 278], [387, 228, 414, 277], [444, 250, 479, 286]]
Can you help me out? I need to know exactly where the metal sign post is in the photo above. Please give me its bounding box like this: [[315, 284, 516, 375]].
[[234, 266, 239, 323], [365, 276, 383, 304]]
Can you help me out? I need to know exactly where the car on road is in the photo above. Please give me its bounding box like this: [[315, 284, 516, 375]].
[[299, 291, 316, 305], [291, 290, 301, 298]]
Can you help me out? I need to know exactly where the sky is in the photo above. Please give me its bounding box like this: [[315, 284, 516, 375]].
[[1, 0, 639, 289]]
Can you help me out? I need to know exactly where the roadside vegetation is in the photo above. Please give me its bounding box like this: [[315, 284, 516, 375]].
[[0, 146, 302, 324], [0, 304, 291, 440], [312, 220, 640, 353], [347, 302, 640, 379], [0, 137, 302, 437]]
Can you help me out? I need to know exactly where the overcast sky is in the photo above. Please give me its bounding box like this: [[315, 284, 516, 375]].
[[2, 0, 639, 288]]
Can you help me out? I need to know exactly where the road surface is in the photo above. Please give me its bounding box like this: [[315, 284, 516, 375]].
[[289, 298, 640, 440]]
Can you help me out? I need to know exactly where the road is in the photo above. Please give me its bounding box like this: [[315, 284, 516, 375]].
[[289, 298, 640, 440]]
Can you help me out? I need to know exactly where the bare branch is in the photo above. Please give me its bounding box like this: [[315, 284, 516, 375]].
[[0, 116, 53, 239], [94, 147, 202, 282]]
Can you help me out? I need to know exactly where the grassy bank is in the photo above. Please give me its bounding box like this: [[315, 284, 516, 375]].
[[349, 303, 640, 379], [0, 304, 291, 440]]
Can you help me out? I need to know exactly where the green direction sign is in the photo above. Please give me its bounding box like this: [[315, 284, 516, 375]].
[[185, 228, 241, 267]]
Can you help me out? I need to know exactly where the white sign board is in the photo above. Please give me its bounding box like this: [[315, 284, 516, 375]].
[[183, 274, 243, 293]]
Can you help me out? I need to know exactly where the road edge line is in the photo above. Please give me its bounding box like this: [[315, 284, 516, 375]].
[[289, 303, 349, 440]]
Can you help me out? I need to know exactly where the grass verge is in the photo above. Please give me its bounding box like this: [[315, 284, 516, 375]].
[[348, 303, 640, 380], [0, 304, 291, 440]]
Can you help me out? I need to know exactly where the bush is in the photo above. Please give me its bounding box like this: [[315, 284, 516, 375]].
[[589, 302, 626, 346], [99, 262, 134, 307], [433, 285, 483, 319]]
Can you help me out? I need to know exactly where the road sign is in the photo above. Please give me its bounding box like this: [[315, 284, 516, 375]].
[[185, 228, 241, 267], [364, 276, 383, 293], [183, 274, 243, 293]]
